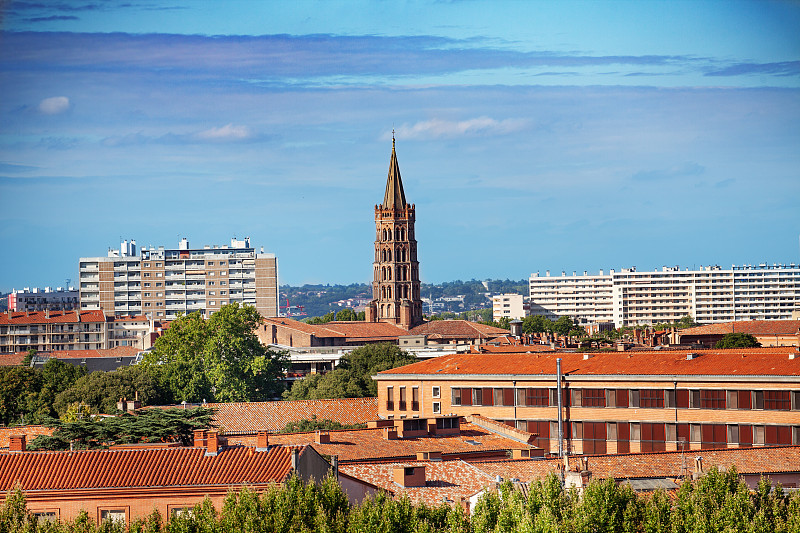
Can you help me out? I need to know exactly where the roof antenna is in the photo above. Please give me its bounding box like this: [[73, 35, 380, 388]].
[[392, 127, 395, 148]]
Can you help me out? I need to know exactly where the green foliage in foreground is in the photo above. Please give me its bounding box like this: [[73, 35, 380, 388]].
[[26, 407, 215, 450], [3, 467, 800, 533], [279, 417, 367, 434], [716, 332, 762, 349]]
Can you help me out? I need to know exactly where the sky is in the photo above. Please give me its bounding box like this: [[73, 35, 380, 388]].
[[1, 0, 799, 291]]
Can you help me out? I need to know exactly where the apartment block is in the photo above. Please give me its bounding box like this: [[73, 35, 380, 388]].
[[79, 238, 278, 319], [8, 287, 78, 312], [491, 293, 528, 321], [529, 263, 800, 326], [0, 310, 107, 353], [375, 347, 800, 455]]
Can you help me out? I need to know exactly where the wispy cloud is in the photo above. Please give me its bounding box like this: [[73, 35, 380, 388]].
[[101, 124, 262, 146], [38, 96, 70, 114], [390, 117, 527, 140], [705, 61, 800, 77], [631, 162, 705, 182], [196, 123, 252, 141]]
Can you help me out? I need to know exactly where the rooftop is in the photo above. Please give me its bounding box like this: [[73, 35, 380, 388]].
[[680, 320, 800, 337], [0, 310, 106, 325]]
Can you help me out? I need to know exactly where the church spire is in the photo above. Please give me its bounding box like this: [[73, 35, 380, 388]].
[[383, 132, 406, 209]]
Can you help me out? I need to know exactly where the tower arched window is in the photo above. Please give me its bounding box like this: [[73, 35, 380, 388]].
[[399, 227, 405, 240], [381, 286, 386, 299], [402, 249, 406, 262], [387, 287, 392, 299], [387, 249, 392, 261], [381, 267, 386, 281], [388, 268, 392, 281]]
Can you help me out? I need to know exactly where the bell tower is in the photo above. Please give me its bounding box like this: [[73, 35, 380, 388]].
[[366, 135, 422, 329]]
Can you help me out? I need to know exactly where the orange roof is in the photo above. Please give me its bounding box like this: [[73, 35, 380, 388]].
[[210, 397, 379, 434], [680, 320, 800, 337], [0, 354, 26, 367], [248, 422, 532, 463], [262, 317, 406, 341], [378, 347, 800, 377], [472, 445, 800, 482], [106, 315, 149, 323], [470, 344, 556, 353], [0, 310, 105, 325], [0, 426, 54, 449], [409, 320, 509, 340], [0, 445, 297, 492], [340, 459, 495, 506], [44, 346, 141, 359]]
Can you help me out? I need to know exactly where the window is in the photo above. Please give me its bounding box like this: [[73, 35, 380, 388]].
[[100, 509, 127, 524], [32, 511, 57, 523], [640, 389, 665, 408], [582, 389, 606, 407], [701, 424, 727, 449], [432, 402, 441, 414], [640, 422, 666, 452], [700, 390, 726, 409], [403, 419, 426, 431], [526, 388, 549, 407], [411, 387, 419, 411], [436, 417, 459, 430], [386, 387, 394, 410], [765, 425, 792, 445], [473, 388, 483, 406], [451, 387, 462, 406], [432, 386, 440, 398], [582, 421, 607, 454], [615, 389, 629, 408], [399, 387, 407, 410], [617, 422, 630, 453], [764, 391, 790, 411], [526, 421, 550, 452]]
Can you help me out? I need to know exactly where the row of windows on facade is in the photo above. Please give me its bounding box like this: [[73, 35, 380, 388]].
[[378, 247, 412, 262], [498, 420, 800, 455], [439, 387, 800, 411], [379, 285, 415, 300], [377, 265, 413, 281], [378, 227, 410, 242]]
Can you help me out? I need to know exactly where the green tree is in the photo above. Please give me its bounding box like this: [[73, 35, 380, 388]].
[[284, 343, 416, 400], [25, 359, 86, 423], [280, 416, 366, 433], [0, 366, 38, 425], [715, 333, 761, 349], [553, 315, 575, 337], [53, 364, 165, 415], [522, 314, 553, 334], [334, 308, 360, 321], [141, 303, 288, 403]]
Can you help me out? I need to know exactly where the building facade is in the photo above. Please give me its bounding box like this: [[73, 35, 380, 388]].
[[365, 137, 423, 329], [0, 310, 106, 353], [79, 237, 278, 319], [529, 263, 800, 326], [492, 293, 528, 321], [8, 287, 78, 312], [374, 347, 800, 455]]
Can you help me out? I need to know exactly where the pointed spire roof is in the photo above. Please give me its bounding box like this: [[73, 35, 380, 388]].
[[383, 134, 406, 209]]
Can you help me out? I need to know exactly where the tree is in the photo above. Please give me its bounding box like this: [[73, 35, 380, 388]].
[[553, 315, 575, 337], [53, 364, 165, 415], [334, 308, 359, 321], [677, 315, 699, 329], [140, 303, 288, 403], [522, 314, 552, 334], [284, 343, 416, 400], [0, 367, 38, 425], [715, 333, 761, 349], [279, 416, 366, 433], [25, 359, 86, 422]]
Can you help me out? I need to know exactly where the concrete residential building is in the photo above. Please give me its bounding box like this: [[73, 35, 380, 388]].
[[529, 263, 800, 326], [492, 293, 528, 321], [8, 287, 78, 312], [374, 347, 800, 456], [79, 237, 278, 319], [0, 310, 107, 354]]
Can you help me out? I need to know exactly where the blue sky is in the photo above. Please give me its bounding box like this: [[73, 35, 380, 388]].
[[1, 0, 799, 291]]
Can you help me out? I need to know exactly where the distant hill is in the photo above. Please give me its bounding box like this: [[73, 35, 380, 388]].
[[279, 279, 527, 319]]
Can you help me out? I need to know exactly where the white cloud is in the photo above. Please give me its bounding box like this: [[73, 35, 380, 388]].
[[390, 117, 527, 140], [195, 123, 252, 141], [38, 96, 70, 115]]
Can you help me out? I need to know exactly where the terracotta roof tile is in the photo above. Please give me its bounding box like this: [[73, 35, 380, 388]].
[[44, 346, 141, 359], [379, 347, 800, 377], [210, 398, 379, 434], [0, 445, 296, 491], [246, 422, 529, 463], [262, 318, 407, 342], [471, 445, 800, 482], [0, 354, 26, 366], [680, 320, 800, 337], [0, 310, 106, 325], [340, 459, 495, 507], [409, 320, 509, 340], [0, 426, 54, 449]]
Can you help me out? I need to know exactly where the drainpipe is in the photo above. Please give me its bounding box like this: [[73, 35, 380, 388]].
[[557, 358, 563, 459]]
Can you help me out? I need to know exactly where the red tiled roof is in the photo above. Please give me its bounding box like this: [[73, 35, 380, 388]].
[[0, 426, 54, 449], [0, 354, 26, 367], [409, 320, 509, 340], [106, 315, 148, 323], [249, 422, 530, 463], [262, 318, 407, 342], [0, 310, 106, 325], [0, 445, 297, 491], [340, 459, 495, 507], [44, 346, 141, 359], [210, 397, 379, 434], [378, 347, 800, 377], [680, 320, 800, 337], [472, 445, 800, 482], [470, 344, 556, 353]]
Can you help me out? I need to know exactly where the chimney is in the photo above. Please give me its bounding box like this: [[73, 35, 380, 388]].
[[694, 456, 703, 475], [331, 455, 339, 478], [206, 430, 219, 455], [117, 397, 125, 412], [193, 429, 207, 448], [393, 465, 426, 488], [383, 427, 398, 440], [315, 430, 331, 444], [9, 435, 26, 452], [256, 431, 269, 451], [416, 451, 442, 461]]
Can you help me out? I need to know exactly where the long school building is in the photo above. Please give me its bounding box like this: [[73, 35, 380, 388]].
[[374, 347, 800, 455]]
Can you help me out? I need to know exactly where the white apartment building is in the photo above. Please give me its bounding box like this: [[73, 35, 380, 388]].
[[79, 238, 278, 320], [492, 293, 528, 321], [8, 287, 78, 312], [530, 263, 800, 326]]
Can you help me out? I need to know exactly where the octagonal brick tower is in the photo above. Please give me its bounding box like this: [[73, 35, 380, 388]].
[[366, 136, 423, 329]]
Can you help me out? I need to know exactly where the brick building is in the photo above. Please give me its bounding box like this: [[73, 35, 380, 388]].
[[0, 310, 106, 354], [374, 347, 800, 455], [678, 319, 800, 348]]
